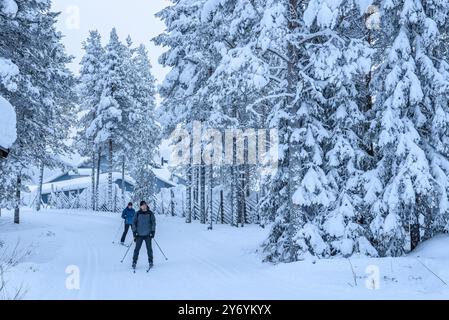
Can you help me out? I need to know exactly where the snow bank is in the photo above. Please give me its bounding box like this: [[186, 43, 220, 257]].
[[411, 235, 449, 260], [0, 95, 17, 149]]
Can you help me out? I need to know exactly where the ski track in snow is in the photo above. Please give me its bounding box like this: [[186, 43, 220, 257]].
[[1, 209, 449, 299]]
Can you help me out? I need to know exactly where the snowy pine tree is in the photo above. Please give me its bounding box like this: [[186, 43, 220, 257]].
[[127, 44, 160, 204], [153, 0, 449, 260], [0, 0, 75, 223], [367, 0, 449, 255], [155, 0, 222, 223], [77, 30, 105, 210]]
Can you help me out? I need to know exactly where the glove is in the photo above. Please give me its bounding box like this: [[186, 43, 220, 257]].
[[133, 232, 138, 242], [150, 232, 155, 239]]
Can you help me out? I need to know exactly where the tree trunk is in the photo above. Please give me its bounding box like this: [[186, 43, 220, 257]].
[[238, 165, 245, 227], [113, 185, 117, 212], [283, 0, 300, 260], [170, 189, 175, 217], [423, 206, 433, 241], [186, 137, 193, 223], [14, 175, 21, 224], [91, 150, 96, 211], [231, 166, 239, 227], [108, 139, 113, 212], [35, 161, 44, 212], [231, 133, 239, 227], [244, 149, 250, 224], [410, 218, 420, 251], [208, 164, 213, 230], [220, 189, 224, 224], [95, 148, 101, 211], [410, 200, 421, 251], [191, 167, 195, 219], [194, 165, 200, 220], [200, 161, 206, 224], [255, 191, 260, 225]]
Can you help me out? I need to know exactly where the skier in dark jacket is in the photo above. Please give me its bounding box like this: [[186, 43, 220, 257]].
[[120, 202, 135, 245], [131, 201, 156, 270]]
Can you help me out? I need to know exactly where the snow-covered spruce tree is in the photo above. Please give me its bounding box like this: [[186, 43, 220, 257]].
[[258, 0, 379, 261], [0, 0, 75, 223], [367, 0, 449, 255], [155, 0, 221, 224], [78, 31, 159, 211], [87, 28, 130, 212], [32, 12, 76, 213], [198, 0, 267, 227], [260, 0, 330, 262], [112, 36, 152, 208], [257, 61, 292, 252], [317, 3, 378, 257], [77, 30, 105, 211], [128, 44, 160, 205]]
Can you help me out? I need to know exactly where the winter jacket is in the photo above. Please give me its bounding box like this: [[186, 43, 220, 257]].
[[132, 209, 156, 237], [121, 207, 136, 225]]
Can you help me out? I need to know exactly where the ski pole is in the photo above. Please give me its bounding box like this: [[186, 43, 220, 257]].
[[120, 243, 133, 263], [153, 238, 168, 261], [416, 258, 448, 285], [112, 221, 123, 244]]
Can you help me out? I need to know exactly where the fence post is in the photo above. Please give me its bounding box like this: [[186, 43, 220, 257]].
[[113, 185, 117, 213], [170, 189, 175, 217], [181, 190, 185, 218]]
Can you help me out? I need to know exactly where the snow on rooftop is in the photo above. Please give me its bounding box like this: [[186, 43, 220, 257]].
[[152, 166, 177, 187], [34, 172, 136, 194]]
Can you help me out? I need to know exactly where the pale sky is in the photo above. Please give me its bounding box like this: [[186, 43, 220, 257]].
[[51, 0, 171, 84]]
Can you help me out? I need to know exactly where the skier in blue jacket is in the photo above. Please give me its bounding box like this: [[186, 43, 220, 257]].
[[120, 202, 136, 245]]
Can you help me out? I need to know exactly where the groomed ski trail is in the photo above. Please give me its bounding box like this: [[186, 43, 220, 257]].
[[1, 209, 449, 299]]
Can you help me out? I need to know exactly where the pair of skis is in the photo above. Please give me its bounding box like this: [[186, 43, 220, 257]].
[[133, 265, 153, 273]]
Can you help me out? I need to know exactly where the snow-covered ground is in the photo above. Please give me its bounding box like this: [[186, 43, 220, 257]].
[[1, 209, 448, 300]]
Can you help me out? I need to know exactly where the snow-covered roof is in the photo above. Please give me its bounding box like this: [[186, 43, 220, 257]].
[[32, 172, 136, 194], [41, 155, 91, 184], [0, 95, 17, 149], [152, 167, 176, 187], [39, 157, 178, 189]]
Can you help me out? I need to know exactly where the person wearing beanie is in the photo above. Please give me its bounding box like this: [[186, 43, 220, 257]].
[[120, 202, 136, 245], [131, 201, 156, 270]]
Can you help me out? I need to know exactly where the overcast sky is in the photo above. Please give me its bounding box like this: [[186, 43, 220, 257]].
[[51, 0, 170, 84]]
